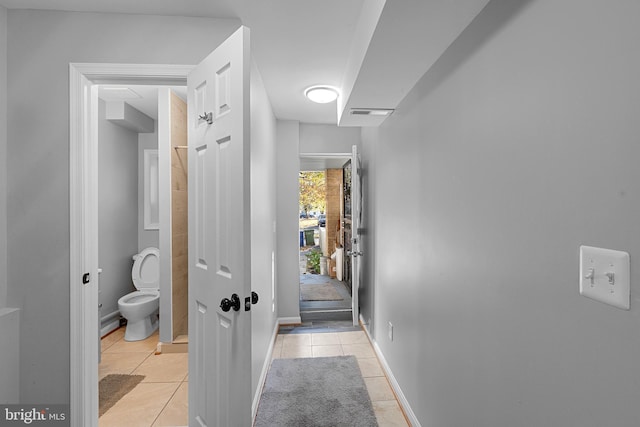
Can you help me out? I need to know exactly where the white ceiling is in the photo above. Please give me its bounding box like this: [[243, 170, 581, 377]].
[[300, 155, 350, 172], [0, 0, 491, 126], [98, 85, 186, 121]]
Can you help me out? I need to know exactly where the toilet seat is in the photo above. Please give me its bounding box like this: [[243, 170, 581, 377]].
[[118, 290, 159, 307], [132, 247, 159, 290]]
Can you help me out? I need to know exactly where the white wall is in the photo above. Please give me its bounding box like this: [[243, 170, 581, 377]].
[[249, 60, 278, 409], [0, 308, 19, 404], [0, 5, 7, 308], [138, 130, 160, 252], [98, 99, 140, 320], [275, 120, 301, 320], [6, 9, 239, 404], [361, 0, 640, 425], [299, 123, 360, 154]]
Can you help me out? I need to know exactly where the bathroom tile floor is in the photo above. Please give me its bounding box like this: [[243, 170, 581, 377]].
[[99, 329, 188, 427], [99, 325, 408, 426]]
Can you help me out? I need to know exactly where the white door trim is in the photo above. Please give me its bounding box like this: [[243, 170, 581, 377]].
[[298, 152, 352, 158], [69, 63, 194, 427]]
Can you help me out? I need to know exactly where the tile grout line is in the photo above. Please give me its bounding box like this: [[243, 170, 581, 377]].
[[149, 381, 183, 427], [130, 351, 154, 375]]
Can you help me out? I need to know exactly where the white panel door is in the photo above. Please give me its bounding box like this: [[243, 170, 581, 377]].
[[187, 26, 252, 427], [351, 144, 362, 326]]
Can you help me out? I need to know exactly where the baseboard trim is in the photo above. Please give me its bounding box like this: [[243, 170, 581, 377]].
[[100, 318, 120, 338], [360, 316, 421, 427], [277, 316, 302, 325], [156, 341, 188, 354], [252, 320, 280, 421]]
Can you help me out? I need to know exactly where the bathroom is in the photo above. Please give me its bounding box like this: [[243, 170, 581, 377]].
[[97, 85, 188, 347]]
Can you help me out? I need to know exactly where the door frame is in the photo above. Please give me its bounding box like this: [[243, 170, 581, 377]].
[[69, 63, 193, 427], [298, 152, 354, 321]]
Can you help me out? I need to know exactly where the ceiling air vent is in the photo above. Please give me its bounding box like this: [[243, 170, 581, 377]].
[[350, 108, 394, 117]]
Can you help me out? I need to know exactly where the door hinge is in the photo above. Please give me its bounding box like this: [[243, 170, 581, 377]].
[[82, 273, 90, 284]]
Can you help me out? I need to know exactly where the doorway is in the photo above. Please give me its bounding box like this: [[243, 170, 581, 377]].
[[94, 83, 190, 424], [72, 28, 255, 425], [299, 155, 352, 323], [70, 63, 194, 426]]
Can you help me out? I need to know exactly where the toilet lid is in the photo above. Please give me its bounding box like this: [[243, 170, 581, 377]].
[[132, 247, 160, 290]]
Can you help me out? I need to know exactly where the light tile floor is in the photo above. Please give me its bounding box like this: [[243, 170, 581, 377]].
[[273, 329, 409, 427], [99, 329, 188, 427], [99, 327, 408, 427]]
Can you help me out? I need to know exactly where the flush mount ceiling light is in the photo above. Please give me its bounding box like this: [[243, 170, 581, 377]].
[[304, 85, 339, 104]]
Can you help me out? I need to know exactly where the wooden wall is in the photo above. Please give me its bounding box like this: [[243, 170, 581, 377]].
[[170, 92, 188, 339]]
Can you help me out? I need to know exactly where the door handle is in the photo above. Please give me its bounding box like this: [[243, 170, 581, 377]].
[[220, 293, 241, 312]]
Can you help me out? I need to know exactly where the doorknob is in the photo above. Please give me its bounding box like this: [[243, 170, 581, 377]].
[[220, 293, 241, 312], [251, 291, 259, 304]]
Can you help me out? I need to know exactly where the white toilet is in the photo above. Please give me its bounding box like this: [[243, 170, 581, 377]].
[[118, 247, 160, 341]]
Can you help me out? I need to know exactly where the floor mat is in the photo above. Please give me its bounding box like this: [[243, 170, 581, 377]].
[[255, 356, 378, 426], [300, 282, 344, 301]]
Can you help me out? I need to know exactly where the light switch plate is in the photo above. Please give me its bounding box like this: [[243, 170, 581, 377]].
[[579, 245, 630, 310]]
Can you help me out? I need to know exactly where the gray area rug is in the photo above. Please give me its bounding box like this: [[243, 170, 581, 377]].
[[255, 356, 378, 427]]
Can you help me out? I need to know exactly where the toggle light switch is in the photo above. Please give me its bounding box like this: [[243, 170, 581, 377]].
[[579, 245, 630, 310]]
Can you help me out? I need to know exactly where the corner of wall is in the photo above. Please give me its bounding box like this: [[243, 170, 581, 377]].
[[275, 120, 301, 319], [0, 5, 8, 308]]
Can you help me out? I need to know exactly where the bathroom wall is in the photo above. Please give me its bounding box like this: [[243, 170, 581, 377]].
[[98, 99, 139, 322], [250, 60, 279, 410], [6, 9, 240, 403], [360, 0, 640, 425], [138, 130, 159, 251], [0, 5, 7, 308]]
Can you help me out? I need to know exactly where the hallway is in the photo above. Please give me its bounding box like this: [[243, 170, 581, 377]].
[[98, 324, 408, 426], [269, 325, 409, 426]]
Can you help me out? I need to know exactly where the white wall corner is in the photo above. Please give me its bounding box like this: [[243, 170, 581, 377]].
[[252, 321, 280, 422], [337, 0, 386, 124], [0, 4, 7, 308]]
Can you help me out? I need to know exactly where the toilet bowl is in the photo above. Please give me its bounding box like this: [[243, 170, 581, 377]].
[[118, 247, 160, 341]]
